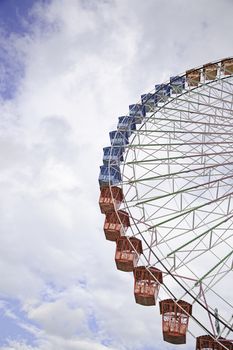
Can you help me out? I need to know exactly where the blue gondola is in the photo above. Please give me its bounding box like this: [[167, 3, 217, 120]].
[[170, 76, 185, 94], [117, 116, 136, 136], [98, 164, 121, 187], [103, 146, 124, 165], [141, 93, 155, 112], [109, 130, 129, 148], [129, 104, 146, 124], [155, 84, 170, 103]]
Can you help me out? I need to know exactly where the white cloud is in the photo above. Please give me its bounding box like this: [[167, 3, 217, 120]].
[[0, 0, 232, 349], [27, 300, 86, 337]]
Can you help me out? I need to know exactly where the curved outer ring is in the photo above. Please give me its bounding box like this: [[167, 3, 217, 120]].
[[106, 57, 233, 344]]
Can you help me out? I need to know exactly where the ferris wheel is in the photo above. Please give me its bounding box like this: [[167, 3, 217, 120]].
[[98, 58, 233, 349]]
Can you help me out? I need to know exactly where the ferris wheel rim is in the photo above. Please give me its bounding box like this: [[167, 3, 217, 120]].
[[100, 57, 233, 347]]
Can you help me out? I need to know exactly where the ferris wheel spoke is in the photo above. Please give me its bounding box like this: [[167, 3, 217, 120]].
[[154, 219, 232, 255], [166, 213, 233, 256], [127, 161, 233, 185], [145, 117, 233, 131], [135, 173, 233, 206], [132, 149, 231, 180], [146, 118, 222, 136], [134, 178, 233, 225], [125, 150, 233, 166], [147, 119, 233, 135], [135, 130, 233, 137], [166, 223, 232, 266], [169, 96, 233, 115], [155, 197, 233, 247], [127, 141, 233, 150], [149, 196, 233, 242], [151, 105, 233, 122], [156, 227, 232, 258], [134, 175, 232, 214], [197, 251, 233, 285], [172, 236, 233, 276], [203, 285, 233, 314], [202, 268, 233, 298], [180, 84, 233, 108], [163, 102, 232, 125]]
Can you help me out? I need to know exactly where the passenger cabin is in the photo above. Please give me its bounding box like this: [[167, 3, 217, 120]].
[[170, 76, 185, 94], [103, 146, 124, 165], [141, 93, 155, 112], [104, 210, 130, 241], [133, 266, 163, 306], [221, 58, 233, 75], [115, 236, 143, 272], [196, 335, 233, 350], [186, 69, 201, 86], [159, 299, 192, 345], [117, 116, 136, 136], [99, 186, 123, 214], [203, 63, 218, 80], [129, 104, 146, 124], [109, 130, 129, 149], [155, 84, 171, 102], [98, 165, 121, 188]]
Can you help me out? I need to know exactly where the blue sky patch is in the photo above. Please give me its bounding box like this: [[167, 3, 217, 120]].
[[0, 0, 52, 100], [0, 298, 39, 346], [87, 312, 99, 333], [0, 0, 40, 35]]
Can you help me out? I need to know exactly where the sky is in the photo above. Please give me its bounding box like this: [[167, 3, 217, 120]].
[[0, 0, 233, 349]]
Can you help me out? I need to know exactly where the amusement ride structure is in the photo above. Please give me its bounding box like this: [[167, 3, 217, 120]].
[[98, 58, 233, 349]]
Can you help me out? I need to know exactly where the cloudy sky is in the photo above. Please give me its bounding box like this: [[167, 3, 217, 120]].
[[0, 0, 233, 349]]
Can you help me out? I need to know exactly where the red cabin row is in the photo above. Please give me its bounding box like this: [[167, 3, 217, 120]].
[[115, 236, 142, 272], [99, 186, 123, 214], [134, 266, 163, 306], [159, 299, 192, 345], [196, 335, 233, 350], [104, 210, 130, 241], [186, 59, 233, 87]]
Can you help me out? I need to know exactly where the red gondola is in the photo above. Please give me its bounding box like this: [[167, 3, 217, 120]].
[[104, 210, 130, 241], [196, 335, 233, 350], [115, 236, 142, 272], [159, 299, 192, 344], [133, 266, 163, 306], [99, 186, 123, 214]]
